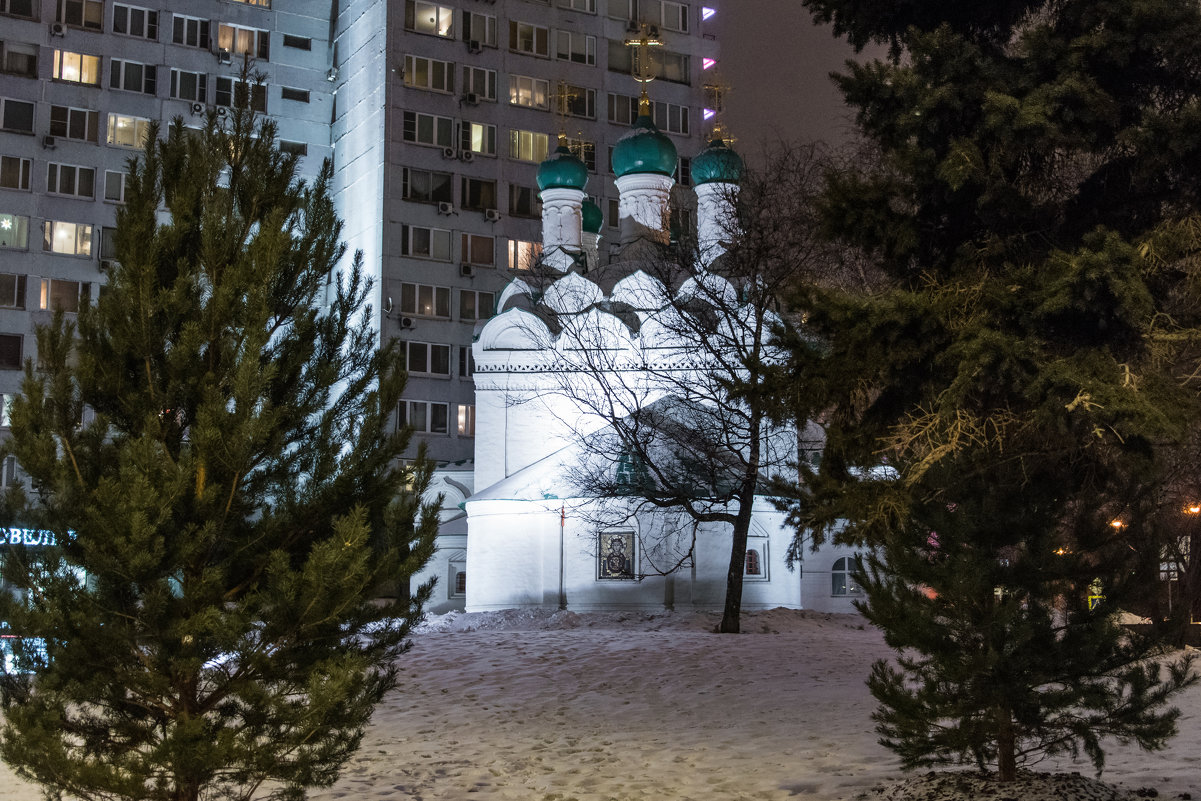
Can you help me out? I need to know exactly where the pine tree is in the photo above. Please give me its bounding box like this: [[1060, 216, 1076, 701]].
[[0, 105, 437, 801], [787, 0, 1201, 780]]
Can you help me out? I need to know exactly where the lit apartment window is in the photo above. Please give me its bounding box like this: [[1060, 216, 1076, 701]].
[[46, 163, 95, 199], [554, 30, 595, 65], [559, 0, 596, 12], [110, 59, 157, 94], [508, 184, 540, 218], [0, 335, 22, 370], [404, 54, 454, 93], [457, 404, 476, 436], [112, 4, 158, 39], [52, 50, 101, 85], [215, 78, 267, 112], [50, 105, 98, 141], [170, 69, 207, 102], [507, 239, 542, 271], [460, 122, 496, 156], [402, 168, 453, 204], [405, 341, 451, 376], [661, 0, 690, 32], [400, 283, 451, 318], [460, 177, 497, 211], [559, 84, 596, 119], [402, 111, 453, 148], [400, 225, 452, 261], [405, 1, 454, 37], [0, 213, 30, 249], [459, 289, 494, 321], [39, 278, 89, 312], [172, 15, 210, 49], [57, 0, 103, 30], [508, 130, 548, 163], [0, 157, 31, 191], [1, 0, 37, 19], [509, 21, 549, 57], [461, 233, 495, 266], [400, 400, 449, 435], [463, 11, 497, 47], [42, 221, 92, 257], [217, 24, 270, 61], [228, 0, 270, 7], [0, 98, 34, 133], [461, 66, 497, 101], [104, 170, 128, 203], [1, 42, 38, 78], [509, 74, 549, 109], [106, 113, 151, 149], [0, 273, 26, 309]]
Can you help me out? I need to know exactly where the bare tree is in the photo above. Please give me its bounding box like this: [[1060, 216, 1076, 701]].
[[502, 144, 851, 633]]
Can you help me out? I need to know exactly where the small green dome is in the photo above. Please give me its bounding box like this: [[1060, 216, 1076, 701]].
[[537, 145, 589, 191], [612, 114, 678, 178], [581, 200, 603, 234], [692, 138, 744, 185]]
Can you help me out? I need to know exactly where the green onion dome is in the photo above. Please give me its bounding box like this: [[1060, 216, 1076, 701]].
[[612, 114, 678, 178], [692, 138, 744, 185], [537, 145, 589, 191], [581, 200, 603, 234]]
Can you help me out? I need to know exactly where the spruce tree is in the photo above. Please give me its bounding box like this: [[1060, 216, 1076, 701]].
[[0, 106, 437, 801], [788, 0, 1201, 780]]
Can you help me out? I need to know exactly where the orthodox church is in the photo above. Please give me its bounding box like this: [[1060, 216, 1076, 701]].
[[412, 96, 861, 616]]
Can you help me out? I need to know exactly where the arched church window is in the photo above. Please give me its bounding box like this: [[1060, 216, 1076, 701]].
[[831, 556, 863, 596], [744, 549, 761, 576], [455, 571, 466, 595]]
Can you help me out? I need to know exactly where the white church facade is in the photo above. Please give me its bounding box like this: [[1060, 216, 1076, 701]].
[[411, 98, 862, 616]]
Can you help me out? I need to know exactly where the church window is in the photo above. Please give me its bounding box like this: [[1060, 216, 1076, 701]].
[[744, 541, 768, 580], [400, 282, 451, 318], [454, 569, 466, 595], [745, 549, 760, 575], [400, 400, 449, 434], [831, 556, 863, 596], [448, 554, 467, 598], [597, 530, 635, 580]]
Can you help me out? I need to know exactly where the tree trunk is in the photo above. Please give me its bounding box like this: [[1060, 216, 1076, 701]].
[[996, 706, 1017, 782], [719, 492, 754, 633]]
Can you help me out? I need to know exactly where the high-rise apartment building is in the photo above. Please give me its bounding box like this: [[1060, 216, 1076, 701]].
[[0, 0, 718, 474]]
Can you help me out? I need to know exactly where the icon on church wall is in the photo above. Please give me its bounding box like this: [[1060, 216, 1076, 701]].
[[597, 531, 635, 580]]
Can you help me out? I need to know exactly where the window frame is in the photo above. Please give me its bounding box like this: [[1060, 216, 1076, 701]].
[[508, 20, 550, 57], [169, 68, 207, 102], [110, 58, 157, 95], [50, 105, 99, 142], [459, 289, 495, 321], [403, 54, 455, 93], [404, 340, 452, 377], [172, 14, 211, 49], [0, 213, 30, 249], [0, 156, 31, 191], [463, 10, 497, 47], [41, 220, 93, 257], [460, 233, 495, 267], [400, 400, 450, 435], [217, 23, 270, 61], [509, 74, 550, 109], [554, 30, 596, 65], [461, 65, 497, 101], [57, 0, 103, 30], [401, 110, 454, 148], [106, 113, 152, 149], [401, 167, 454, 205], [45, 162, 96, 199], [405, 0, 455, 38], [460, 122, 497, 157], [39, 277, 89, 313], [399, 282, 451, 319], [831, 555, 863, 596], [460, 177, 498, 212], [0, 273, 27, 309], [52, 49, 101, 85], [508, 129, 549, 163], [112, 3, 158, 39], [0, 41, 38, 78], [400, 224, 453, 261]]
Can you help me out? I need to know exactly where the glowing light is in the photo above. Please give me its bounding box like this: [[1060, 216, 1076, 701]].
[[703, 108, 716, 120], [1187, 504, 1200, 514], [702, 6, 716, 20], [702, 57, 716, 70], [1110, 519, 1124, 529], [0, 219, 10, 231]]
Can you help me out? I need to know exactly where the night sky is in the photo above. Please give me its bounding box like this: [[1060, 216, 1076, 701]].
[[716, 0, 872, 162]]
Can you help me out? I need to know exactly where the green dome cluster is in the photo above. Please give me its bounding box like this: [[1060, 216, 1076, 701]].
[[581, 200, 603, 234], [612, 114, 678, 178], [537, 145, 589, 191], [692, 138, 744, 185]]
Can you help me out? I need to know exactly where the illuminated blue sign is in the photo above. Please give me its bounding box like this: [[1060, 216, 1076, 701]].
[[0, 528, 57, 547]]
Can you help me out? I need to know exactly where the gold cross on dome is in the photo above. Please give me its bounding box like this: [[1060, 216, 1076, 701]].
[[623, 23, 663, 110]]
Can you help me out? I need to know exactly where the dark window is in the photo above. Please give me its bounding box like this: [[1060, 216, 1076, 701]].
[[282, 34, 311, 50], [0, 334, 22, 369], [280, 86, 309, 102]]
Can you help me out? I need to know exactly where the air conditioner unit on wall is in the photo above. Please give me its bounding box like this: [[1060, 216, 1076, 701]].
[[399, 317, 414, 329], [460, 263, 474, 277], [50, 22, 65, 36], [190, 102, 205, 115], [438, 201, 454, 215], [460, 150, 475, 163], [464, 92, 479, 105], [466, 40, 482, 53], [442, 146, 457, 159], [484, 208, 500, 222], [41, 135, 55, 149], [216, 48, 232, 64]]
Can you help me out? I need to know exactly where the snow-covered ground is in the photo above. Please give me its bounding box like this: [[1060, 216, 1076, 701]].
[[0, 608, 1196, 801]]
